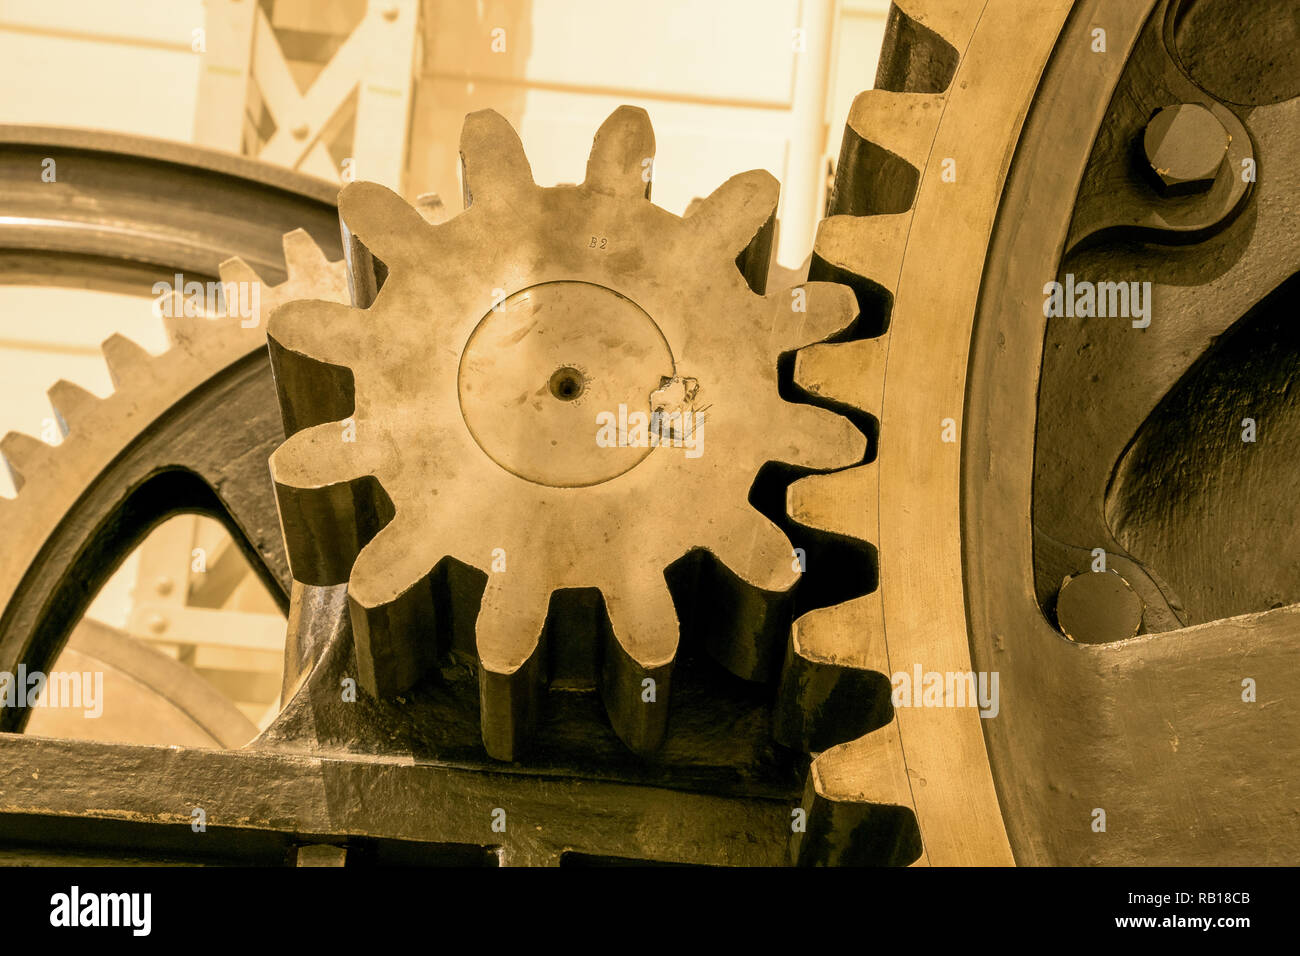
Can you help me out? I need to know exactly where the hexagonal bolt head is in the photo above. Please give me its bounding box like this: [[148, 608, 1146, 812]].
[[1142, 103, 1230, 197]]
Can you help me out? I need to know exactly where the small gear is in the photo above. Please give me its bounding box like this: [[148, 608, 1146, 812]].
[[267, 106, 864, 759]]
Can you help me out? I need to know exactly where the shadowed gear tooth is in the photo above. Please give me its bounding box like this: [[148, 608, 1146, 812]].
[[347, 520, 439, 699], [775, 594, 890, 753], [793, 715, 925, 866], [600, 572, 677, 755], [1, 432, 51, 492], [584, 105, 656, 200], [100, 334, 153, 387], [830, 90, 946, 216], [813, 213, 911, 294], [269, 422, 389, 586], [266, 299, 364, 436], [767, 282, 859, 356], [337, 182, 435, 274], [458, 109, 536, 209], [268, 106, 864, 760], [46, 380, 98, 435], [476, 571, 550, 761], [875, 0, 980, 94]]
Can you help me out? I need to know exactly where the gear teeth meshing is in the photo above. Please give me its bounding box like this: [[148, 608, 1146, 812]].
[[781, 0, 980, 867], [1, 432, 53, 493], [794, 336, 887, 418], [875, 0, 980, 94], [813, 212, 910, 294], [791, 715, 925, 866], [46, 380, 98, 436], [100, 333, 154, 388], [787, 463, 878, 541], [269, 107, 863, 762]]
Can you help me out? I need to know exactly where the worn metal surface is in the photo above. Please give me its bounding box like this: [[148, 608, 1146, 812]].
[[0, 731, 790, 867]]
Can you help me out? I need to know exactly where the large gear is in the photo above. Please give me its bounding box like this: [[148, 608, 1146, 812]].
[[267, 106, 865, 760], [0, 229, 348, 726]]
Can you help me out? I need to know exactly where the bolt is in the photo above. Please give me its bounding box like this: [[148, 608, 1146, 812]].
[[155, 576, 174, 596], [291, 124, 310, 141], [1056, 570, 1144, 644], [148, 614, 168, 634], [1142, 103, 1230, 197]]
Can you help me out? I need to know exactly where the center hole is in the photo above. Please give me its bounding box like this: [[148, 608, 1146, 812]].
[[548, 366, 586, 402]]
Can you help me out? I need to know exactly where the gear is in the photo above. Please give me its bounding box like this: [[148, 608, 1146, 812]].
[[0, 230, 348, 726], [266, 106, 864, 759]]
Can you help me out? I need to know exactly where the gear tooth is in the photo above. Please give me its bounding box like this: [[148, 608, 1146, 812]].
[[875, 0, 978, 94], [345, 520, 439, 699], [775, 281, 858, 352], [787, 462, 878, 540], [458, 109, 536, 209], [280, 228, 327, 273], [775, 594, 891, 752], [270, 422, 384, 585], [599, 574, 677, 755], [688, 169, 779, 292], [475, 574, 550, 761], [46, 380, 98, 435], [793, 716, 924, 866], [688, 168, 779, 246], [794, 336, 888, 416], [1, 431, 51, 492], [267, 299, 362, 435], [776, 402, 865, 471], [584, 105, 656, 200], [813, 214, 910, 294], [337, 181, 431, 272], [217, 255, 263, 289], [713, 509, 801, 595], [100, 333, 153, 388], [829, 90, 945, 216]]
